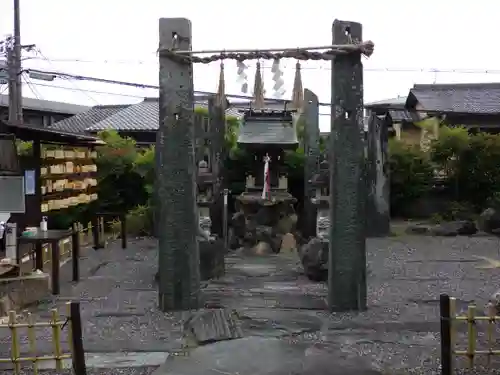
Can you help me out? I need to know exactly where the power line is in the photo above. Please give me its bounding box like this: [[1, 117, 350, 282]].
[[27, 81, 334, 116], [24, 56, 500, 75], [22, 73, 42, 99], [34, 49, 100, 105], [25, 68, 334, 106], [28, 81, 146, 98]]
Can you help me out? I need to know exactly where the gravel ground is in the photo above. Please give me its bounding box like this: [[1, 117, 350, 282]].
[[0, 367, 158, 375], [2, 234, 500, 374]]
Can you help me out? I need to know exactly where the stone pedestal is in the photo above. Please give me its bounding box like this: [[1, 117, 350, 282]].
[[231, 191, 298, 254], [199, 238, 225, 280]]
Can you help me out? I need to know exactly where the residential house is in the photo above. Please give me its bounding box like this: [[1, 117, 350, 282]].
[[364, 96, 421, 145], [0, 94, 89, 127], [50, 97, 242, 145], [406, 83, 500, 133]]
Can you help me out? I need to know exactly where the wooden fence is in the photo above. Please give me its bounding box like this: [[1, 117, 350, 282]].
[[440, 293, 500, 374], [0, 302, 86, 375]]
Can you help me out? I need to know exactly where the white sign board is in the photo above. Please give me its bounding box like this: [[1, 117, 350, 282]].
[[0, 176, 25, 213]]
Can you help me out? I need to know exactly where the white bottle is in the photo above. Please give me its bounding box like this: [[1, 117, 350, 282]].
[[40, 216, 48, 232]]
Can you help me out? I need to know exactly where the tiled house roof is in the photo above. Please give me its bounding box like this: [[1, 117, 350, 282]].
[[364, 96, 408, 109], [407, 83, 500, 114], [365, 96, 414, 122], [0, 94, 89, 115], [51, 98, 243, 133], [50, 104, 131, 133], [237, 114, 298, 146]]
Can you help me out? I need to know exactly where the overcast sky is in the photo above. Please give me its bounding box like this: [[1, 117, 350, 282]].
[[0, 0, 499, 131]]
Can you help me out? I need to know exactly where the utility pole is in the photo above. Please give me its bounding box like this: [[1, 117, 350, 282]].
[[8, 0, 23, 124]]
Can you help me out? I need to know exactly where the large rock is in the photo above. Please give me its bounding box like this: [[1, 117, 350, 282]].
[[200, 238, 225, 280], [251, 241, 273, 256], [276, 214, 298, 235], [431, 220, 478, 236], [255, 226, 280, 253], [280, 233, 297, 253], [478, 207, 500, 234], [299, 238, 328, 282], [406, 221, 478, 236], [231, 212, 246, 238]]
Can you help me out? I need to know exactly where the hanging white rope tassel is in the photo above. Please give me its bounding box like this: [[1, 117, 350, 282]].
[[252, 61, 265, 109], [271, 58, 285, 98], [236, 60, 248, 94], [262, 154, 271, 200], [291, 61, 304, 111]]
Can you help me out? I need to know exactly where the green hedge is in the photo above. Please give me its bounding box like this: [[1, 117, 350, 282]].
[[390, 121, 500, 217]]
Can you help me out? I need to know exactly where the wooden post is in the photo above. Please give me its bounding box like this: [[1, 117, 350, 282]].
[[328, 20, 367, 312], [366, 111, 390, 237], [91, 216, 100, 250], [157, 18, 200, 311], [35, 242, 43, 270], [69, 302, 87, 375], [71, 223, 80, 282], [303, 89, 320, 240], [120, 213, 127, 249], [51, 240, 60, 295], [440, 294, 452, 375], [33, 140, 43, 226]]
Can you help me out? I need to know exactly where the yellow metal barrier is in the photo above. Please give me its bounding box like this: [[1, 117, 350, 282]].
[[0, 302, 86, 374], [440, 294, 500, 375]]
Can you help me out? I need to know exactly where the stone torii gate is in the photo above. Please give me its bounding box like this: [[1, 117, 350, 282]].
[[155, 18, 373, 312]]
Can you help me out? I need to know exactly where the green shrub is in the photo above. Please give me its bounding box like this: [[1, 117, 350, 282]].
[[389, 139, 434, 216], [454, 133, 500, 207], [111, 204, 153, 237]]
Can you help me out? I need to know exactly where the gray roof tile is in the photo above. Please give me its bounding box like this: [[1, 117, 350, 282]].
[[389, 109, 416, 122], [365, 96, 407, 109], [237, 116, 298, 145], [0, 94, 90, 115], [50, 104, 131, 133], [409, 83, 500, 114], [87, 98, 242, 131]]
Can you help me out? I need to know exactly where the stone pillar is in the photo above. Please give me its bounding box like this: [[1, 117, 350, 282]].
[[303, 89, 320, 240], [328, 20, 367, 312], [208, 97, 226, 239], [366, 111, 390, 237], [157, 18, 200, 311], [194, 112, 205, 164]]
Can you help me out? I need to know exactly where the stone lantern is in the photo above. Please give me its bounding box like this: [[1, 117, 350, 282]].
[[197, 159, 215, 238], [310, 159, 330, 240]]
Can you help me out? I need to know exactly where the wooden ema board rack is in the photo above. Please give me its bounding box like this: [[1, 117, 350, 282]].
[[40, 145, 98, 213]]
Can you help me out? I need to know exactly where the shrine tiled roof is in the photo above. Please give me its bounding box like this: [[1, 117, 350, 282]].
[[237, 113, 298, 146]]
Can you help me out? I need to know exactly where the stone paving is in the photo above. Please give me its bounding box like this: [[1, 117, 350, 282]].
[[2, 234, 500, 374]]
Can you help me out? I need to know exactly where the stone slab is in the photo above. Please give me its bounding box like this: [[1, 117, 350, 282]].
[[0, 273, 50, 317], [152, 336, 381, 375]]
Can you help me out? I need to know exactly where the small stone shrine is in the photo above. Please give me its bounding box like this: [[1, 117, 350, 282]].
[[231, 109, 299, 254]]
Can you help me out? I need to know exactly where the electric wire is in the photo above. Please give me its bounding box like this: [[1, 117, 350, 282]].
[[34, 49, 100, 105], [24, 56, 500, 75]]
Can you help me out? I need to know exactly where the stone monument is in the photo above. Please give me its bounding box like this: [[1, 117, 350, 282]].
[[231, 109, 299, 254], [299, 158, 330, 281]]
